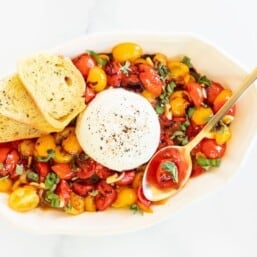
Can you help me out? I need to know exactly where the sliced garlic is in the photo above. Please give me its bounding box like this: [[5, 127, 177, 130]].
[[106, 172, 125, 184]]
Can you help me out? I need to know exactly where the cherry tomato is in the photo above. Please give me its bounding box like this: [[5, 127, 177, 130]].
[[138, 64, 163, 97], [85, 86, 96, 103], [35, 162, 50, 182], [2, 150, 20, 178], [116, 170, 136, 186], [72, 182, 95, 197], [105, 61, 122, 87], [51, 163, 74, 180], [73, 53, 96, 78], [76, 159, 95, 179], [95, 163, 113, 179], [206, 81, 224, 104], [186, 123, 203, 141], [191, 159, 205, 177], [137, 185, 151, 207], [95, 181, 117, 211], [186, 82, 204, 107], [56, 180, 72, 205], [0, 147, 11, 163], [200, 138, 226, 159]]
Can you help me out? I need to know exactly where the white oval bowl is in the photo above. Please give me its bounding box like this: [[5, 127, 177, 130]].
[[1, 32, 257, 235]]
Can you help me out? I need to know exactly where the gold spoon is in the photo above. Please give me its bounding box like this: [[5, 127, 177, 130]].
[[143, 67, 257, 201]]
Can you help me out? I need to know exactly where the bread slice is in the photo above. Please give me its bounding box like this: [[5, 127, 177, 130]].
[[0, 74, 58, 133], [0, 115, 44, 142], [17, 54, 86, 130]]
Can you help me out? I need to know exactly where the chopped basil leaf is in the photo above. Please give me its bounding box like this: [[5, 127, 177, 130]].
[[45, 172, 59, 191], [180, 120, 190, 132], [120, 61, 131, 75], [171, 130, 189, 146], [27, 171, 39, 182], [181, 56, 193, 69], [161, 161, 178, 183], [196, 157, 221, 167], [129, 203, 143, 215], [188, 107, 196, 118], [15, 164, 24, 175], [45, 191, 60, 208], [87, 50, 107, 67], [0, 163, 4, 169], [155, 105, 164, 114], [198, 75, 211, 86], [37, 149, 55, 162], [156, 64, 171, 81]]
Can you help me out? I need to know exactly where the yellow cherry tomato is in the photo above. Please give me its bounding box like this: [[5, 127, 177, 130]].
[[53, 146, 72, 163], [112, 187, 137, 208], [141, 89, 156, 102], [19, 140, 35, 156], [214, 124, 232, 145], [0, 177, 13, 193], [84, 195, 96, 212], [65, 193, 84, 215], [167, 61, 189, 79], [8, 187, 39, 212], [191, 107, 213, 125], [153, 53, 168, 65], [112, 42, 143, 63], [34, 134, 56, 157], [87, 66, 107, 92], [62, 133, 82, 155], [170, 97, 189, 117], [170, 90, 190, 100]]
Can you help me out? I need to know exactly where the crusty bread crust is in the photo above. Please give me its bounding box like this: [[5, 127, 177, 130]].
[[18, 54, 86, 129], [0, 74, 58, 132]]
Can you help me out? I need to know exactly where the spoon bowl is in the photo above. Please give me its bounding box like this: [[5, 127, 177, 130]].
[[143, 67, 257, 201]]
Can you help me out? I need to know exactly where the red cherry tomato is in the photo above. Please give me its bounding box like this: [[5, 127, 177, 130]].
[[56, 180, 72, 205], [105, 61, 122, 87], [35, 162, 50, 182], [200, 138, 226, 159], [0, 147, 11, 163], [186, 123, 203, 141], [191, 159, 205, 177], [76, 159, 95, 179], [138, 64, 163, 97], [72, 182, 95, 197], [95, 181, 117, 211], [186, 82, 204, 107], [206, 81, 224, 104], [73, 53, 96, 78], [95, 163, 113, 179], [116, 170, 136, 186], [85, 86, 96, 103], [137, 185, 151, 207], [5, 150, 20, 178], [213, 101, 236, 116], [51, 163, 74, 180]]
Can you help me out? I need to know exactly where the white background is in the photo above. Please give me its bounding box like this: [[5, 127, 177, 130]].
[[0, 0, 257, 256]]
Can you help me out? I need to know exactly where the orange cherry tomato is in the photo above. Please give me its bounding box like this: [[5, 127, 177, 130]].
[[51, 163, 74, 180], [186, 82, 204, 107]]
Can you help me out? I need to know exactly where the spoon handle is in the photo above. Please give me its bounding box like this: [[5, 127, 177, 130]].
[[186, 67, 257, 151]]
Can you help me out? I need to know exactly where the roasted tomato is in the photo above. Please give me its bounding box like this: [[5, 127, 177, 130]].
[[206, 81, 224, 104], [95, 181, 117, 211], [116, 170, 136, 186], [72, 182, 95, 197], [186, 82, 204, 107], [105, 61, 122, 87], [73, 53, 96, 78], [51, 163, 74, 180], [200, 138, 226, 159], [35, 162, 50, 182], [56, 180, 72, 205], [76, 159, 95, 179]]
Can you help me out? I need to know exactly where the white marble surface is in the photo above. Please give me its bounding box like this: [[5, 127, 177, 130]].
[[0, 0, 257, 256]]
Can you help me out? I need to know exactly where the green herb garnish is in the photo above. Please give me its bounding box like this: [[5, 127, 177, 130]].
[[155, 81, 176, 115], [171, 131, 189, 146], [156, 63, 171, 81], [27, 171, 39, 182], [196, 157, 221, 167], [88, 50, 107, 67], [129, 203, 143, 215], [37, 149, 55, 162], [180, 119, 190, 132], [198, 75, 211, 86], [120, 61, 131, 75], [181, 56, 193, 69], [161, 161, 178, 183], [187, 107, 196, 118], [45, 191, 60, 208], [44, 172, 59, 191]]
